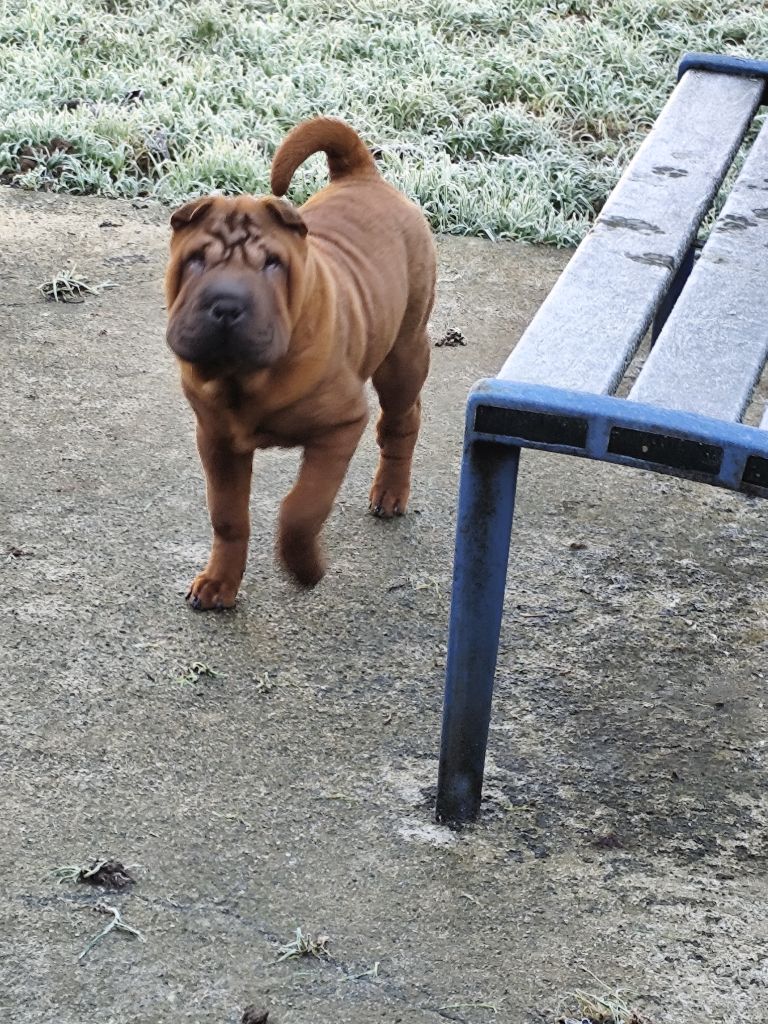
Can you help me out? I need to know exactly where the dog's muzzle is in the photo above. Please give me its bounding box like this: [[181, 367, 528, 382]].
[[167, 276, 282, 370], [201, 281, 249, 330]]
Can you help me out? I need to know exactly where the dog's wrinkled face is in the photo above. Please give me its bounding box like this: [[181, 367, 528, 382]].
[[165, 194, 307, 372]]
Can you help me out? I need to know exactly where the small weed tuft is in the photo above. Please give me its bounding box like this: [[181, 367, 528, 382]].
[[77, 902, 145, 962], [559, 972, 652, 1024], [51, 858, 133, 890], [275, 927, 331, 963], [38, 263, 114, 303], [175, 661, 219, 685]]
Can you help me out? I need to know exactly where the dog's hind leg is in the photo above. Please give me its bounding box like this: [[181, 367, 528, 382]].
[[369, 324, 430, 518]]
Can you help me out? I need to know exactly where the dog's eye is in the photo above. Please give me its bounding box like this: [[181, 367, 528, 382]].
[[264, 253, 282, 270], [186, 252, 206, 273]]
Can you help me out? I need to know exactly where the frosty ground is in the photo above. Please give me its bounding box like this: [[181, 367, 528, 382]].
[[1, 187, 767, 1023]]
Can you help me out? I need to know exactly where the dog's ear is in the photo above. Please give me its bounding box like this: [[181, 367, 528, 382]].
[[170, 197, 215, 232], [264, 197, 308, 237]]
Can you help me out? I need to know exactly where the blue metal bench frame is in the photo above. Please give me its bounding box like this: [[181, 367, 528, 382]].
[[436, 53, 768, 825]]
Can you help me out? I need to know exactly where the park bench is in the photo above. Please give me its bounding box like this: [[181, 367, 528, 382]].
[[436, 53, 768, 824]]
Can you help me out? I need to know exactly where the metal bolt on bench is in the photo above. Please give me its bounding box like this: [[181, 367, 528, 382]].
[[436, 53, 768, 825]]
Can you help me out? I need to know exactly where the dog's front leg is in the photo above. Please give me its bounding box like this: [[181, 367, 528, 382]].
[[187, 426, 254, 610], [278, 416, 368, 586]]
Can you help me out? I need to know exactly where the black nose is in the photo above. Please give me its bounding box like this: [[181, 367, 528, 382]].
[[202, 286, 248, 327], [208, 296, 245, 326]]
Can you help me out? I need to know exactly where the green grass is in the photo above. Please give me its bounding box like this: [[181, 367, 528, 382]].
[[1, 0, 767, 244]]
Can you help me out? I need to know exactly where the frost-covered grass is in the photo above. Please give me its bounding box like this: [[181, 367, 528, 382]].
[[1, 0, 767, 244]]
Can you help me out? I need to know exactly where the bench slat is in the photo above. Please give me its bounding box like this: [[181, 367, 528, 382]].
[[498, 71, 764, 395], [629, 117, 768, 421]]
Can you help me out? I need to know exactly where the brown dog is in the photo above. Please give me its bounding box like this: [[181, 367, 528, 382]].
[[165, 117, 436, 609]]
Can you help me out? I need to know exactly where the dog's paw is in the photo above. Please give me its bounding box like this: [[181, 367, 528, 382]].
[[369, 480, 409, 519], [278, 531, 325, 588], [186, 572, 239, 611]]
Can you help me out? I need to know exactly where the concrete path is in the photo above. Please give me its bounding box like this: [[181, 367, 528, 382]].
[[1, 187, 766, 1024]]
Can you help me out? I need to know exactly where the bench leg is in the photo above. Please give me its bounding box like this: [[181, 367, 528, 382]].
[[436, 439, 520, 825]]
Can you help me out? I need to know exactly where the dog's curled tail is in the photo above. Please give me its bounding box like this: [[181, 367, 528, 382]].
[[271, 117, 378, 197]]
